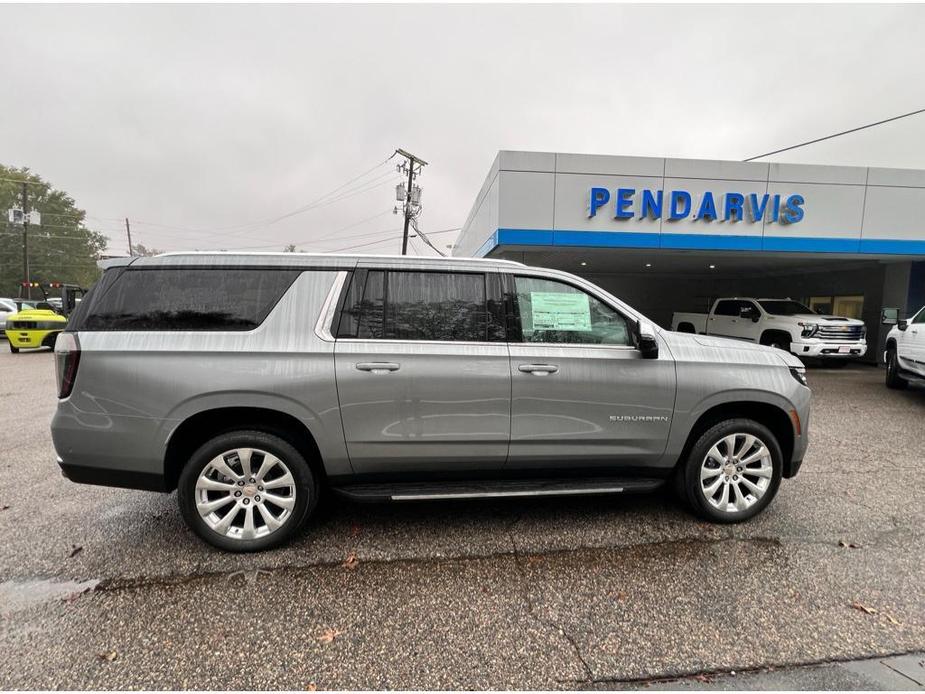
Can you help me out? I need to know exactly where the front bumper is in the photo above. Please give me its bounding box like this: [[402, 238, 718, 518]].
[[5, 329, 59, 349], [791, 341, 867, 358]]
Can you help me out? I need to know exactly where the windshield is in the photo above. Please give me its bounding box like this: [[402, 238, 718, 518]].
[[758, 300, 814, 316]]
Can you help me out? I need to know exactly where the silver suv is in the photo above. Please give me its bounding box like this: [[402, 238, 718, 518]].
[[52, 253, 811, 551]]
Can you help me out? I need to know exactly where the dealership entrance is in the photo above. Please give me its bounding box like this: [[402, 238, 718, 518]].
[[454, 151, 925, 362]]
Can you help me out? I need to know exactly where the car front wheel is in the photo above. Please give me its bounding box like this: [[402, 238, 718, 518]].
[[178, 430, 317, 552], [681, 419, 783, 523]]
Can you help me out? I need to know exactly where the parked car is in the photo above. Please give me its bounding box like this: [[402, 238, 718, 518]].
[[672, 298, 866, 364], [52, 253, 811, 551], [884, 305, 925, 389], [0, 298, 17, 333], [5, 305, 68, 352]]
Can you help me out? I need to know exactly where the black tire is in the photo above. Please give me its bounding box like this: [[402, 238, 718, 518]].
[[680, 418, 783, 524], [41, 332, 59, 350], [885, 346, 908, 390], [178, 430, 317, 552], [760, 332, 791, 352], [9, 343, 19, 353], [677, 322, 696, 334]]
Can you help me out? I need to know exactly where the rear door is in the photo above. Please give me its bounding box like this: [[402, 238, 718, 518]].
[[333, 267, 510, 475], [506, 273, 676, 470], [707, 299, 752, 340]]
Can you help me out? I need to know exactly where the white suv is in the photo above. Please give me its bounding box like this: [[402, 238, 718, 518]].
[[885, 306, 925, 389]]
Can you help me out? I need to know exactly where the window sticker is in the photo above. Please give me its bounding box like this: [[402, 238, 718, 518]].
[[530, 292, 592, 331]]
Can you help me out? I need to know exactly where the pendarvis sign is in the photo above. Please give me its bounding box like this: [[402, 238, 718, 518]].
[[588, 187, 805, 224]]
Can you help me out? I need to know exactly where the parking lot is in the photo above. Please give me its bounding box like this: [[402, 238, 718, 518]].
[[0, 346, 923, 689]]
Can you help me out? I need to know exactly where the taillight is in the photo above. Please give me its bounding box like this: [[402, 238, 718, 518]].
[[54, 333, 81, 399]]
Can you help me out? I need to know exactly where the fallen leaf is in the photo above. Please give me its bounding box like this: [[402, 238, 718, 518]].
[[69, 545, 83, 558], [838, 540, 861, 549], [317, 628, 343, 644], [885, 613, 903, 626], [0, 505, 9, 511], [98, 651, 118, 662], [306, 684, 318, 692], [694, 674, 713, 683], [342, 552, 359, 571], [614, 591, 627, 603], [850, 602, 877, 615]]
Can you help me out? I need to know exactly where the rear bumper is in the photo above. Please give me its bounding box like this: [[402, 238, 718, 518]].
[[57, 456, 168, 492], [791, 341, 866, 358]]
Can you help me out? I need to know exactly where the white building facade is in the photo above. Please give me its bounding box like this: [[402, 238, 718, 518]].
[[455, 151, 925, 362]]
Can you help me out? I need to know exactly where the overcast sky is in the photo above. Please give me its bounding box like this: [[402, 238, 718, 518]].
[[2, 3, 925, 257]]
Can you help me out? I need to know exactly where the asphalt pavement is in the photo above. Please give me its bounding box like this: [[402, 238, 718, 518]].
[[0, 346, 923, 689]]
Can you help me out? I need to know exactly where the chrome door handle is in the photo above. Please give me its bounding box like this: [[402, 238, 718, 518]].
[[518, 363, 559, 375], [356, 362, 400, 374]]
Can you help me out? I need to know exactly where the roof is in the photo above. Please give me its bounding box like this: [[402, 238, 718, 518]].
[[102, 251, 524, 271]]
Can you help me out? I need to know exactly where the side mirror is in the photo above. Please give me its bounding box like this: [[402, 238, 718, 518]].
[[899, 319, 908, 331], [881, 308, 898, 325], [636, 322, 659, 359]]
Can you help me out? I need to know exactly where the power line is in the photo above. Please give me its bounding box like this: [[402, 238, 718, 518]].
[[743, 107, 925, 162]]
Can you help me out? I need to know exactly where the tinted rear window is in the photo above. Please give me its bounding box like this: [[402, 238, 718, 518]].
[[82, 268, 299, 331], [338, 270, 490, 342]]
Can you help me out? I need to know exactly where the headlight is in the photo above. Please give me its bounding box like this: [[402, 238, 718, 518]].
[[789, 367, 808, 387], [798, 321, 818, 338]]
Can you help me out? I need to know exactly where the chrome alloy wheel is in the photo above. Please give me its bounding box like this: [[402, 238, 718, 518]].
[[195, 448, 297, 541], [699, 434, 773, 514]]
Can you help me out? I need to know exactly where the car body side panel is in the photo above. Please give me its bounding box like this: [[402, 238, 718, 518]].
[[51, 270, 352, 482], [659, 331, 811, 466], [506, 338, 676, 468]]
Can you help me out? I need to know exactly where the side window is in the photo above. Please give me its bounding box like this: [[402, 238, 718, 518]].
[[913, 307, 925, 325], [385, 271, 487, 341], [337, 270, 385, 339], [82, 268, 299, 331], [339, 270, 492, 342], [714, 300, 738, 317], [513, 276, 631, 346]]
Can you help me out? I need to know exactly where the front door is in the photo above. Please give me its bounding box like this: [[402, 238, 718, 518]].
[[506, 274, 676, 470], [334, 268, 510, 475]]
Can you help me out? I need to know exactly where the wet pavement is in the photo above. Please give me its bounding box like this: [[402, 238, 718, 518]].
[[0, 347, 923, 688]]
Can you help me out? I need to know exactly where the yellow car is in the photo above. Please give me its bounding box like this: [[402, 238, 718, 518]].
[[5, 307, 67, 353]]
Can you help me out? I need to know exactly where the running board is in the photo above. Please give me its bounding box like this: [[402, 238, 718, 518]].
[[332, 477, 665, 503]]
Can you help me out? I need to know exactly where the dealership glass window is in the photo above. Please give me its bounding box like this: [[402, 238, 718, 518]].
[[341, 270, 489, 342], [513, 276, 631, 345], [82, 268, 300, 331], [808, 295, 864, 319]]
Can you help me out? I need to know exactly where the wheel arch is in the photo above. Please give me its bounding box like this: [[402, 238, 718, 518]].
[[676, 322, 696, 334], [164, 406, 327, 492], [676, 401, 797, 478], [759, 329, 794, 347]]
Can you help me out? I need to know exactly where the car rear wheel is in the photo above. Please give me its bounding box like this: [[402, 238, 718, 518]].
[[885, 347, 908, 390], [178, 430, 317, 552], [681, 419, 783, 523], [8, 343, 18, 353]]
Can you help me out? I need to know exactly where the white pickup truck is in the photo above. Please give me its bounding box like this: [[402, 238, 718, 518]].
[[672, 298, 867, 363]]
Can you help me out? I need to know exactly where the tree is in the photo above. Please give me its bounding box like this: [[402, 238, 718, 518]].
[[0, 165, 108, 297], [132, 243, 163, 257]]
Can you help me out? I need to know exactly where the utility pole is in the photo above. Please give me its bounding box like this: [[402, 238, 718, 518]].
[[394, 149, 427, 255], [125, 217, 134, 256], [22, 182, 30, 300]]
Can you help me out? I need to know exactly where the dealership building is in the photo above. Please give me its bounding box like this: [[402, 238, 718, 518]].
[[454, 151, 925, 362]]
